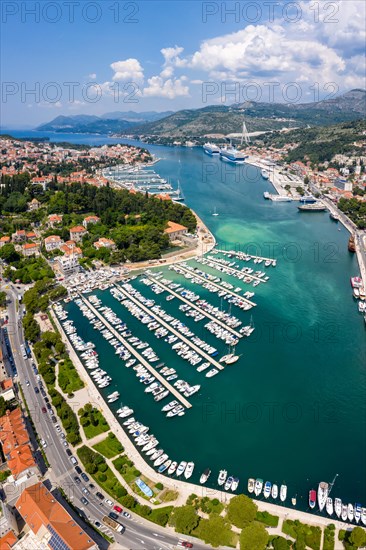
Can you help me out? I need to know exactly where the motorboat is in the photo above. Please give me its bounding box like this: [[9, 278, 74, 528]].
[[199, 468, 211, 484], [218, 470, 227, 486], [318, 482, 329, 512], [309, 490, 316, 509], [247, 478, 255, 493], [176, 461, 187, 477], [168, 461, 178, 475], [334, 498, 342, 518], [224, 476, 234, 491], [263, 481, 272, 498], [326, 497, 334, 516], [254, 478, 263, 496], [231, 478, 239, 491], [280, 485, 287, 502], [271, 484, 278, 499], [184, 462, 194, 479]]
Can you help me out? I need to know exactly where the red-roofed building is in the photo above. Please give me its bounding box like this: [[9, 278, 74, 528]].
[[83, 215, 100, 228], [94, 237, 116, 250], [12, 230, 26, 243], [44, 235, 63, 252], [0, 236, 11, 248], [164, 220, 188, 241], [69, 226, 87, 243], [0, 531, 17, 549], [15, 482, 97, 550], [22, 243, 40, 257], [47, 214, 63, 228]]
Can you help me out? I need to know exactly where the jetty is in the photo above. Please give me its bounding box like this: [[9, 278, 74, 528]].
[[214, 248, 276, 264], [198, 256, 268, 283], [146, 272, 242, 339], [115, 283, 226, 371], [176, 264, 256, 308], [78, 293, 192, 408]]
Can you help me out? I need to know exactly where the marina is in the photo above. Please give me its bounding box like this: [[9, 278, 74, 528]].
[[36, 133, 364, 518]]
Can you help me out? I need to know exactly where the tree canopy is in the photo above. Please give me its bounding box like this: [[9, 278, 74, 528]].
[[169, 505, 199, 535], [227, 494, 258, 528], [240, 522, 269, 550]]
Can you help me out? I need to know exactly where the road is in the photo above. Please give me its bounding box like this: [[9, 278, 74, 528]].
[[3, 283, 218, 550]]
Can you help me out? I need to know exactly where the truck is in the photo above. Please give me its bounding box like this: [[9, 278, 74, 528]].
[[102, 516, 125, 533]]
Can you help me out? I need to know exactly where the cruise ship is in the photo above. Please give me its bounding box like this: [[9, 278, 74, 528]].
[[203, 142, 220, 155], [220, 146, 247, 164]]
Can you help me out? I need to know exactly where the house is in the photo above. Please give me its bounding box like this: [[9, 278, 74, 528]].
[[69, 225, 87, 243], [93, 237, 116, 250], [44, 235, 63, 252], [47, 214, 62, 228], [83, 215, 100, 228], [12, 230, 26, 243], [26, 231, 37, 241], [27, 198, 40, 211], [60, 241, 83, 258], [0, 236, 11, 248], [21, 243, 39, 257], [0, 408, 39, 480], [164, 220, 188, 241], [15, 482, 97, 550], [31, 176, 52, 190]]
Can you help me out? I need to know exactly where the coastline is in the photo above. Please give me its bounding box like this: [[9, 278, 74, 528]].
[[50, 309, 356, 541]]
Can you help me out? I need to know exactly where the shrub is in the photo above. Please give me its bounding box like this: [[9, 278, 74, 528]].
[[98, 473, 107, 482]]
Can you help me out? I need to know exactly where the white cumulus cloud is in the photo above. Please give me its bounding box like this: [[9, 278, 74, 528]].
[[110, 58, 144, 82], [143, 76, 190, 99]]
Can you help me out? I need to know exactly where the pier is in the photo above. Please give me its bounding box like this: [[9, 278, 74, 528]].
[[114, 283, 226, 371], [145, 272, 243, 339], [176, 264, 257, 307], [78, 294, 192, 409], [215, 248, 276, 264], [198, 256, 268, 283]]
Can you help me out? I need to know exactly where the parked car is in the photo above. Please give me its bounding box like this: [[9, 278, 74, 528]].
[[95, 492, 104, 500], [94, 520, 101, 528], [41, 407, 47, 413], [34, 386, 39, 394], [108, 512, 118, 520], [81, 473, 89, 482], [89, 483, 95, 490], [122, 511, 131, 519], [75, 466, 82, 474], [70, 456, 78, 465], [113, 505, 122, 514], [25, 380, 30, 386], [74, 476, 81, 484], [66, 449, 72, 457], [181, 543, 193, 549], [105, 499, 113, 507], [40, 439, 47, 448], [82, 487, 90, 495], [55, 424, 62, 432], [51, 416, 57, 423], [80, 497, 89, 506]]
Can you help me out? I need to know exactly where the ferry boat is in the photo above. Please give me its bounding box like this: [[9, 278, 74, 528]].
[[263, 481, 272, 498], [254, 478, 263, 496], [261, 169, 269, 179], [247, 478, 255, 493], [334, 498, 342, 518], [200, 468, 211, 484], [280, 484, 287, 502], [298, 202, 326, 212], [218, 469, 227, 486], [318, 482, 329, 512], [220, 146, 247, 164], [309, 490, 316, 509], [203, 142, 220, 155]]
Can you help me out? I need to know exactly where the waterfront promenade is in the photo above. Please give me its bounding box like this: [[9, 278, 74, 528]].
[[50, 307, 355, 547]]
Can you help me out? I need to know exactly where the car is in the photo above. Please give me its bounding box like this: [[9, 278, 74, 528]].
[[122, 511, 131, 519], [108, 512, 118, 520], [181, 543, 193, 549], [37, 374, 41, 381], [113, 505, 122, 514], [74, 476, 81, 484], [63, 440, 68, 447], [34, 386, 39, 394], [60, 433, 66, 439], [40, 439, 47, 448], [51, 416, 57, 423], [55, 424, 61, 432], [44, 396, 49, 403], [105, 499, 113, 507], [75, 466, 82, 474], [40, 389, 46, 397], [82, 487, 90, 495], [88, 483, 95, 490], [25, 380, 30, 386], [95, 492, 104, 500], [66, 449, 72, 457], [41, 407, 47, 413], [94, 520, 101, 528], [80, 497, 89, 506], [70, 456, 78, 465], [81, 473, 89, 482], [46, 403, 52, 410]]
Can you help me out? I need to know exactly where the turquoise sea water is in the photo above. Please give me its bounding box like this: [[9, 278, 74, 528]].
[[5, 129, 366, 509]]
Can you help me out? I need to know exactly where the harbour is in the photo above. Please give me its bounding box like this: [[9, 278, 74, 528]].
[[9, 131, 365, 516]]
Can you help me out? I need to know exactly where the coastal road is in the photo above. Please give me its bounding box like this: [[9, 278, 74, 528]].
[[4, 284, 220, 550]]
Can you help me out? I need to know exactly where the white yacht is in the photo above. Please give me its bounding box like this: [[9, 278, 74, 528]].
[[254, 478, 263, 496], [176, 461, 187, 477], [218, 469, 227, 486], [200, 468, 211, 484], [280, 484, 287, 501], [184, 462, 194, 479], [318, 482, 329, 512], [247, 478, 255, 493]]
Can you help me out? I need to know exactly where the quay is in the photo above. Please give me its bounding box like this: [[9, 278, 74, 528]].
[[198, 255, 268, 283], [114, 283, 226, 371], [78, 293, 192, 409], [176, 264, 257, 307], [145, 272, 243, 339], [215, 248, 276, 264]]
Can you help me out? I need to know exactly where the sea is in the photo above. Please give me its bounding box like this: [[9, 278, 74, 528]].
[[3, 129, 366, 510]]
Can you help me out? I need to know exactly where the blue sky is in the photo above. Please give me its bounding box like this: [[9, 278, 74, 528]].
[[1, 0, 365, 126]]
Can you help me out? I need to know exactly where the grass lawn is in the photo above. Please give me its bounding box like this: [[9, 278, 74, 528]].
[[92, 433, 124, 458], [58, 357, 84, 394], [256, 510, 279, 527], [77, 448, 126, 502], [79, 407, 110, 439], [158, 489, 179, 503]]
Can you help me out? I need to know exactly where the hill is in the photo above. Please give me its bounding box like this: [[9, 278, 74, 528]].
[[260, 119, 366, 164]]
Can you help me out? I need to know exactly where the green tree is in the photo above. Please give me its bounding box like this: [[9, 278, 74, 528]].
[[227, 494, 258, 528], [272, 536, 289, 550], [240, 522, 268, 550], [196, 515, 233, 547], [0, 243, 20, 263], [0, 291, 7, 307], [169, 505, 199, 535], [0, 396, 9, 416], [349, 526, 366, 548]]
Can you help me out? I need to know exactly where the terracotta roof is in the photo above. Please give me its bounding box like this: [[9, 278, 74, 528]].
[[164, 221, 188, 234], [84, 215, 100, 222], [0, 408, 30, 454], [48, 214, 62, 221], [44, 235, 61, 243], [70, 225, 86, 233], [1, 378, 13, 390], [8, 445, 36, 478], [22, 242, 38, 250], [0, 531, 17, 550], [15, 482, 95, 550], [0, 236, 11, 242]]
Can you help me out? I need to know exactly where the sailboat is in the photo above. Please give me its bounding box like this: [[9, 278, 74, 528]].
[[212, 206, 219, 216]]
